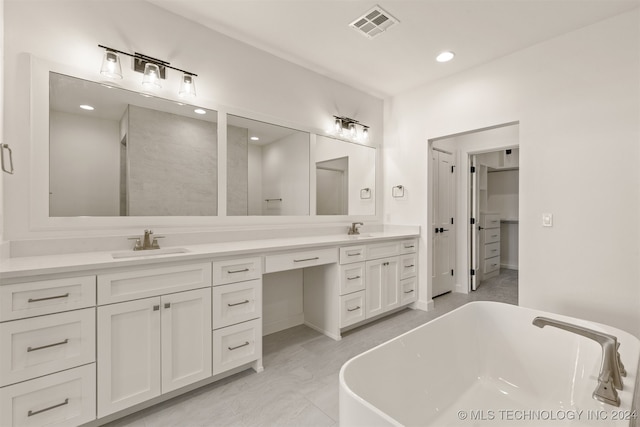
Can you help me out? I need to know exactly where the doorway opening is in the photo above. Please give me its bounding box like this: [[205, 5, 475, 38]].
[[428, 122, 519, 305]]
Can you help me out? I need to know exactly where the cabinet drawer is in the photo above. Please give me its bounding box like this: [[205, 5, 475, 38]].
[[212, 319, 261, 376], [0, 276, 95, 322], [0, 363, 96, 427], [400, 277, 417, 305], [339, 245, 366, 264], [212, 257, 262, 286], [484, 242, 500, 260], [264, 248, 337, 273], [0, 308, 95, 387], [399, 254, 417, 280], [97, 262, 212, 304], [340, 291, 365, 328], [212, 280, 261, 329], [399, 239, 418, 254], [483, 228, 501, 244], [339, 263, 365, 295], [481, 213, 501, 229], [484, 256, 500, 274], [366, 241, 400, 260]]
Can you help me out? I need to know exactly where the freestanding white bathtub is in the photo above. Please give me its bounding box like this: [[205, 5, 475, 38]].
[[340, 302, 640, 426]]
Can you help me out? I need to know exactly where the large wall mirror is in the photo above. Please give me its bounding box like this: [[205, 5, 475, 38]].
[[226, 115, 310, 216], [49, 72, 219, 217], [315, 135, 375, 216]]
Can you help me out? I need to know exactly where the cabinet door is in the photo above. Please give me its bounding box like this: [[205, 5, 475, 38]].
[[97, 298, 161, 418], [383, 258, 400, 312], [161, 288, 212, 393], [365, 259, 384, 319]]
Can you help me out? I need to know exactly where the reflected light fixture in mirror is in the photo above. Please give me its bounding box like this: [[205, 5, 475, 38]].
[[100, 50, 123, 79], [179, 73, 196, 98], [142, 63, 162, 89]]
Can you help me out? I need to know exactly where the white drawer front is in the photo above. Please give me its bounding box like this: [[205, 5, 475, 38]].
[[0, 276, 95, 322], [97, 262, 212, 304], [0, 308, 95, 387], [339, 245, 366, 264], [339, 263, 365, 295], [399, 254, 418, 280], [212, 319, 261, 375], [264, 248, 337, 273], [484, 242, 500, 260], [340, 291, 365, 328], [400, 277, 417, 305], [481, 213, 501, 229], [0, 363, 96, 427], [484, 256, 500, 274], [212, 280, 262, 329], [399, 239, 418, 254], [366, 241, 400, 260], [212, 257, 262, 286], [483, 228, 501, 244]]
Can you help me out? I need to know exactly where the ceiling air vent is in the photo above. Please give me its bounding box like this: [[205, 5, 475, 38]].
[[350, 5, 399, 39]]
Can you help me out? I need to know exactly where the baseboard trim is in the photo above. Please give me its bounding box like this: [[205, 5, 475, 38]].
[[263, 313, 304, 336]]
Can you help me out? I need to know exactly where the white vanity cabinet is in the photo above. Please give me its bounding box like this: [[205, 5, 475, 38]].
[[96, 263, 212, 418], [0, 275, 97, 427]]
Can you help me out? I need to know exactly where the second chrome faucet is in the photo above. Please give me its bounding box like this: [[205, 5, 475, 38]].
[[129, 229, 164, 251]]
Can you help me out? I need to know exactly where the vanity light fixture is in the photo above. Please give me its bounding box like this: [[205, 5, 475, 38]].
[[436, 51, 455, 62], [332, 116, 371, 142], [98, 44, 198, 97]]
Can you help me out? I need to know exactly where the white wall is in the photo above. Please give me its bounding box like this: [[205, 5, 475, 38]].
[[3, 0, 383, 240], [247, 144, 263, 215], [385, 10, 640, 336], [0, 0, 5, 249]]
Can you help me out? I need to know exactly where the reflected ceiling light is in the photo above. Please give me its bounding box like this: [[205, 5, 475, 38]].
[[250, 136, 260, 141], [98, 44, 198, 97], [194, 108, 206, 115], [179, 73, 197, 98], [331, 115, 370, 142], [100, 49, 123, 79], [79, 104, 94, 111], [436, 51, 455, 62]]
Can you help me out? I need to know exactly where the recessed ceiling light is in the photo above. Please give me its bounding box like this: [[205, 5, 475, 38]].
[[250, 136, 259, 141], [79, 104, 94, 111], [436, 51, 455, 62], [194, 108, 206, 115]]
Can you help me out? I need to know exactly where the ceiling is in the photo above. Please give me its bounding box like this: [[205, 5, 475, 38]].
[[148, 0, 639, 99]]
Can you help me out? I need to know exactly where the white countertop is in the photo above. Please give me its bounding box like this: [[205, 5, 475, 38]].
[[0, 231, 419, 280]]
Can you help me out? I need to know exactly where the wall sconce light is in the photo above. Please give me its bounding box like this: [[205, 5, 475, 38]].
[[392, 185, 405, 198], [331, 116, 370, 142], [98, 44, 198, 97]]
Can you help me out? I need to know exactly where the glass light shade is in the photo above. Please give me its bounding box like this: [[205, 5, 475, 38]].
[[179, 73, 196, 97], [142, 63, 162, 88], [348, 122, 357, 138], [100, 50, 123, 79], [334, 118, 342, 133], [362, 127, 369, 140]]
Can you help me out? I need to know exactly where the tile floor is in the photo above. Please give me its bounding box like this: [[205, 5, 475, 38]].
[[105, 270, 518, 427]]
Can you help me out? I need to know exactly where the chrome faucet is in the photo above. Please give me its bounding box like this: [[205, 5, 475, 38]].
[[532, 316, 626, 407], [348, 222, 363, 235], [128, 229, 164, 251]]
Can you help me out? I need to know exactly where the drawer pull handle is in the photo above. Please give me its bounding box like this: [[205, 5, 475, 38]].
[[491, 264, 498, 267], [228, 268, 250, 274], [347, 275, 361, 281], [404, 245, 415, 248], [27, 339, 69, 352], [228, 299, 250, 307], [28, 293, 69, 303], [347, 306, 361, 312], [404, 289, 415, 294], [294, 257, 319, 263], [28, 398, 69, 417], [228, 341, 250, 351], [491, 249, 497, 252], [347, 252, 361, 257], [405, 264, 415, 268]]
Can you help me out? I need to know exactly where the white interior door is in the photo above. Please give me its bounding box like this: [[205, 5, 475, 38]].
[[470, 155, 480, 291], [432, 149, 455, 297]]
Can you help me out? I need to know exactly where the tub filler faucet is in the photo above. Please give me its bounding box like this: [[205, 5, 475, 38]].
[[532, 316, 626, 407]]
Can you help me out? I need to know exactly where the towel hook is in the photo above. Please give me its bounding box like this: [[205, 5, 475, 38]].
[[1, 144, 14, 175]]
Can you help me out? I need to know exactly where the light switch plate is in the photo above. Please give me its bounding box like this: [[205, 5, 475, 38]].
[[542, 213, 553, 227]]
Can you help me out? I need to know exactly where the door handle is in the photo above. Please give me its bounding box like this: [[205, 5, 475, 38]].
[[478, 226, 484, 231], [439, 228, 449, 233], [434, 228, 439, 234]]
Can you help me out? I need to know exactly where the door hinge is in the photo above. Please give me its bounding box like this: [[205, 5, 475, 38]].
[[470, 269, 476, 276], [470, 218, 476, 225], [451, 217, 454, 225], [470, 166, 476, 173], [451, 269, 454, 276], [451, 165, 455, 173]]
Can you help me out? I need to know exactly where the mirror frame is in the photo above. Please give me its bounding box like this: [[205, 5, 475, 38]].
[[29, 55, 381, 233]]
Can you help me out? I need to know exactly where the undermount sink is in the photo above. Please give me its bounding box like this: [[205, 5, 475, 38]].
[[111, 247, 190, 259], [347, 233, 374, 239]]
